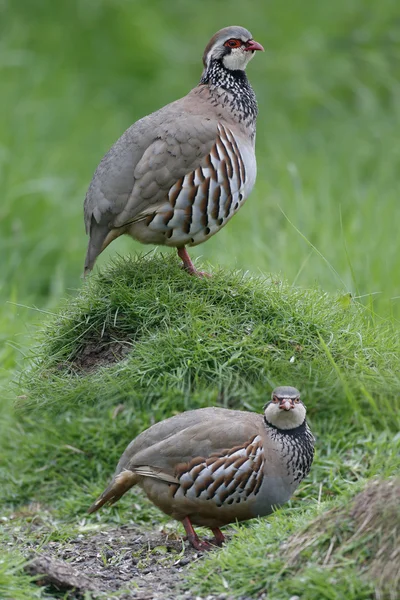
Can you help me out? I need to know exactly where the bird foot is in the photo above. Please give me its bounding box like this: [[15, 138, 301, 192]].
[[211, 527, 225, 547], [189, 537, 214, 552], [182, 516, 217, 552], [181, 266, 211, 278], [177, 247, 211, 278], [182, 534, 219, 551]]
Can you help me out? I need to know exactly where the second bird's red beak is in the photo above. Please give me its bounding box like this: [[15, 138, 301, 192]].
[[279, 399, 294, 411], [245, 40, 264, 52]]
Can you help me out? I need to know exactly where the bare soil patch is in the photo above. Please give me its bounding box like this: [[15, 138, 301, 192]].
[[72, 338, 131, 372], [23, 524, 237, 599]]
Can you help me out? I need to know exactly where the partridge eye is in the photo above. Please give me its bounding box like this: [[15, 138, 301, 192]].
[[224, 39, 242, 48], [272, 396, 279, 403], [295, 398, 300, 403]]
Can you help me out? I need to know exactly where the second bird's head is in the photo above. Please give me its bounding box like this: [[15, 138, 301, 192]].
[[203, 26, 264, 72], [264, 386, 307, 430]]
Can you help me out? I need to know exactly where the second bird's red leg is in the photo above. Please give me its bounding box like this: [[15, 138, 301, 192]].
[[211, 527, 225, 546], [182, 516, 212, 551]]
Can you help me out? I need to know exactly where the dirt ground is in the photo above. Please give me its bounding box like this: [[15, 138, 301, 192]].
[[22, 523, 254, 600]]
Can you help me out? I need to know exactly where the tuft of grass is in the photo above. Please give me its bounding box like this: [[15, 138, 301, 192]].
[[286, 478, 399, 597], [189, 478, 400, 600]]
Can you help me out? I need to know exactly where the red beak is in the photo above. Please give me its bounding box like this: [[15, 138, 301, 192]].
[[244, 40, 264, 52], [279, 399, 294, 411]]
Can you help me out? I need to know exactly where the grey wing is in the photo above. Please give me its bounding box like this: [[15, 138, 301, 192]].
[[84, 127, 143, 234], [83, 113, 218, 272], [109, 115, 219, 227], [116, 408, 262, 477]]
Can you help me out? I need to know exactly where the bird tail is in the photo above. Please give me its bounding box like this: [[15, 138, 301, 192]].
[[87, 470, 138, 514]]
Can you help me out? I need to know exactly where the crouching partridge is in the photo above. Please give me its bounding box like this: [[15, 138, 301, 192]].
[[88, 387, 314, 551], [83, 26, 263, 277]]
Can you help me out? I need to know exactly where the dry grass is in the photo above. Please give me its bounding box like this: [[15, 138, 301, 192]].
[[286, 478, 399, 599]]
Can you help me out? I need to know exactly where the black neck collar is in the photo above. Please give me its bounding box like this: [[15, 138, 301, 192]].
[[264, 416, 307, 437], [200, 58, 250, 89]]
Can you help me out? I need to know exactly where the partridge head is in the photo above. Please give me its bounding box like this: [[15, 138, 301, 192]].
[[83, 26, 263, 277], [88, 386, 314, 551]]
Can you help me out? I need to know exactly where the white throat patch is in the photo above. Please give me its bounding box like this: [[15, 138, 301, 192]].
[[264, 403, 306, 430], [222, 49, 255, 71]]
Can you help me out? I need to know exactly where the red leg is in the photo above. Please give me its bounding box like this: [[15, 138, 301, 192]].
[[211, 527, 225, 546], [182, 517, 212, 551], [177, 247, 210, 278]]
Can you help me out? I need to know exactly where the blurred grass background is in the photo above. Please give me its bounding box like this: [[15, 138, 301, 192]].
[[1, 0, 400, 331]]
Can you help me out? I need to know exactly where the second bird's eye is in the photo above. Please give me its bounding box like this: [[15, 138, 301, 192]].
[[225, 39, 242, 48]]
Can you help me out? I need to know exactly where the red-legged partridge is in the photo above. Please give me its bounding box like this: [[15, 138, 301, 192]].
[[88, 387, 314, 551], [84, 26, 263, 277]]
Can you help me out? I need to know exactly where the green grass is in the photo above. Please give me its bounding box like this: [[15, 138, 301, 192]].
[[1, 0, 400, 598], [0, 552, 48, 600]]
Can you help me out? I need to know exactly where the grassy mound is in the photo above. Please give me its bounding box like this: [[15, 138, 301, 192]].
[[190, 478, 400, 599], [18, 254, 399, 428]]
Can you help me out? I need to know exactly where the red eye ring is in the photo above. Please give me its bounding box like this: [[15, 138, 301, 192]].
[[224, 39, 242, 49]]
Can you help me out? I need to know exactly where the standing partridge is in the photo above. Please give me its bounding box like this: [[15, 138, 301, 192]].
[[88, 387, 314, 551], [83, 26, 263, 277]]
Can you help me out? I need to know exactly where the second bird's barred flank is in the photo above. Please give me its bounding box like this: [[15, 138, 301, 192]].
[[171, 435, 264, 506], [169, 419, 314, 509]]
